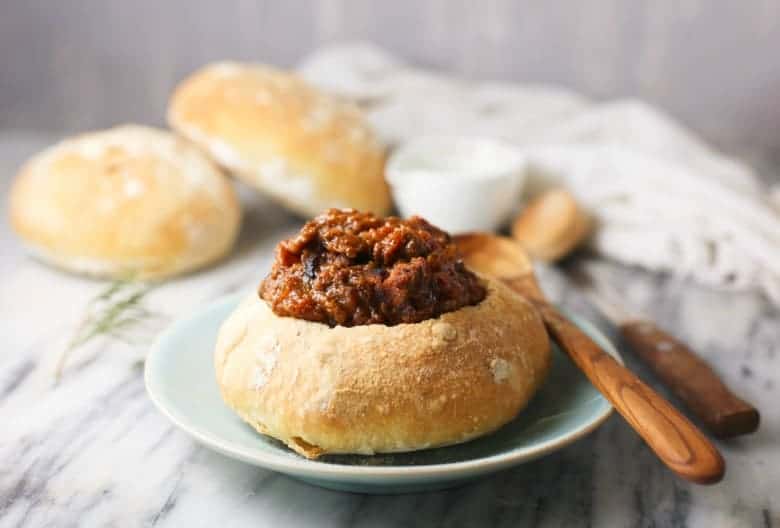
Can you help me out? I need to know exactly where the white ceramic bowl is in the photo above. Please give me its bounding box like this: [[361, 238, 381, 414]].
[[385, 136, 525, 233]]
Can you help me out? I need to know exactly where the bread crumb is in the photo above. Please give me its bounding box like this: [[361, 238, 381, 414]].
[[432, 322, 457, 342], [490, 358, 511, 383], [251, 336, 279, 390]]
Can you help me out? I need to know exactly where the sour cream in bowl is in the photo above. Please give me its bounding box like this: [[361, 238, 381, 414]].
[[385, 136, 525, 233]]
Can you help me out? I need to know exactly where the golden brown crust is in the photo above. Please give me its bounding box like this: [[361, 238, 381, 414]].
[[8, 125, 241, 279], [214, 277, 551, 458], [167, 62, 391, 217]]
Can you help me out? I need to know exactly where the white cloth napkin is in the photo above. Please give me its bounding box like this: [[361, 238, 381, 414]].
[[298, 43, 780, 304]]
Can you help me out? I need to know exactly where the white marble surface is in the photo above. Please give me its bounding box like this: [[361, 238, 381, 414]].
[[1, 133, 778, 527]]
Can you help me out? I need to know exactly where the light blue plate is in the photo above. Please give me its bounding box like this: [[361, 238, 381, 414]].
[[145, 293, 621, 494]]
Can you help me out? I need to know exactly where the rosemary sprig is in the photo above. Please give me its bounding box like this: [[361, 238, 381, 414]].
[[55, 277, 160, 380]]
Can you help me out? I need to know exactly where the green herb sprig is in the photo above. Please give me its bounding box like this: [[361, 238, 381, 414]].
[[55, 277, 161, 380]]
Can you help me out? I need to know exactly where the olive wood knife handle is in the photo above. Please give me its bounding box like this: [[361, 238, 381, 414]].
[[620, 321, 759, 438], [533, 301, 725, 484]]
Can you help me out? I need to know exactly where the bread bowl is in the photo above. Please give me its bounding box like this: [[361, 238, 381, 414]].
[[215, 209, 551, 458], [8, 125, 241, 279]]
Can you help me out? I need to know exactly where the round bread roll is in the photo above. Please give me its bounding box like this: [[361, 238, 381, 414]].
[[8, 125, 241, 279], [167, 62, 391, 217], [215, 277, 551, 458]]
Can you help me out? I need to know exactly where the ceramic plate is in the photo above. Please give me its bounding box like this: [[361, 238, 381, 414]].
[[145, 293, 621, 494]]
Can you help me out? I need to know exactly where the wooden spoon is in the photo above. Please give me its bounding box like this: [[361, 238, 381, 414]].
[[454, 232, 725, 485], [511, 188, 592, 262], [513, 188, 759, 438]]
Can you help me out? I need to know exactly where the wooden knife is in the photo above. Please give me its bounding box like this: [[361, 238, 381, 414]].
[[562, 261, 760, 438]]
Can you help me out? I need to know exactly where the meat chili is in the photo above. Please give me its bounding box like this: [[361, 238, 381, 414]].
[[259, 209, 486, 327]]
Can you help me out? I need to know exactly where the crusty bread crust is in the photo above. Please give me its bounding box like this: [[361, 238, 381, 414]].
[[214, 277, 551, 458], [167, 62, 391, 217], [8, 125, 241, 280]]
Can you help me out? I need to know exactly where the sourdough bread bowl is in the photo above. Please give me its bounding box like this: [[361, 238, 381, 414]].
[[214, 209, 551, 458], [8, 125, 241, 279], [168, 62, 391, 217]]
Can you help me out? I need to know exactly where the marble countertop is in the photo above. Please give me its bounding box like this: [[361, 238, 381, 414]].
[[1, 133, 778, 527]]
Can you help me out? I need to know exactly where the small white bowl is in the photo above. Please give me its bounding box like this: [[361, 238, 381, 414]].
[[385, 136, 525, 233]]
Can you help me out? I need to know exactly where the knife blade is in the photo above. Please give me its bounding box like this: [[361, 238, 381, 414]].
[[560, 259, 760, 438]]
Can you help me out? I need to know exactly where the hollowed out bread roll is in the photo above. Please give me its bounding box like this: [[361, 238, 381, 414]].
[[215, 277, 551, 458], [8, 125, 241, 279], [167, 62, 391, 217]]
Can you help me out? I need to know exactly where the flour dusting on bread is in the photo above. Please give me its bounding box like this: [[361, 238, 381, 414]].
[[9, 125, 241, 279], [168, 62, 391, 216], [214, 278, 551, 458], [490, 358, 512, 384]]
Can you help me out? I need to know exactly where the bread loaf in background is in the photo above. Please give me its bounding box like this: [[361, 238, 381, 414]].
[[168, 62, 391, 218], [9, 125, 241, 280]]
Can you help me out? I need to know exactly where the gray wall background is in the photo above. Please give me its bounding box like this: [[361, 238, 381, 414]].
[[2, 0, 780, 154]]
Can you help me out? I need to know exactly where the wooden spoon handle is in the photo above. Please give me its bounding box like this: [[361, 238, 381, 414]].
[[535, 303, 725, 484], [620, 320, 759, 438]]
